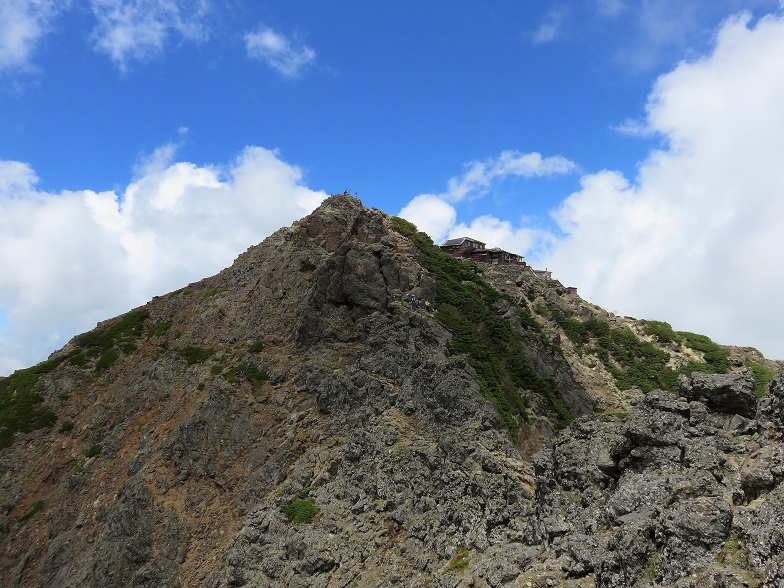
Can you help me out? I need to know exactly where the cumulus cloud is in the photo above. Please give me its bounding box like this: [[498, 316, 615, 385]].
[[89, 0, 209, 68], [245, 25, 316, 78], [399, 150, 578, 244], [541, 10, 784, 358], [443, 151, 577, 202], [0, 146, 327, 374], [0, 0, 66, 73], [398, 195, 457, 243]]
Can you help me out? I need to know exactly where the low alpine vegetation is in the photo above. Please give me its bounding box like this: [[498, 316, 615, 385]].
[[391, 217, 571, 434], [548, 311, 731, 393], [281, 487, 317, 524]]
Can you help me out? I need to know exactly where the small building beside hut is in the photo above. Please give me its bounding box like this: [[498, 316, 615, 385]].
[[439, 237, 526, 266]]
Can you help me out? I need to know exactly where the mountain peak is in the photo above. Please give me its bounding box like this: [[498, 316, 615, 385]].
[[1, 194, 783, 587]]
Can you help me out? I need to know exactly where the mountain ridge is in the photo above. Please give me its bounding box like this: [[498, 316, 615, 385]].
[[1, 193, 782, 587]]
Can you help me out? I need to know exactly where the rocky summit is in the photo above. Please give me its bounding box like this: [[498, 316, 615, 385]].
[[1, 194, 783, 587]]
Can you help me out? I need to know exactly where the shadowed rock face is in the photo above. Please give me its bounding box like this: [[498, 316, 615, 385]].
[[679, 372, 758, 419], [1, 194, 782, 587]]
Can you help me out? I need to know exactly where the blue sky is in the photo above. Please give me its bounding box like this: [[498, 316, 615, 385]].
[[2, 0, 784, 374]]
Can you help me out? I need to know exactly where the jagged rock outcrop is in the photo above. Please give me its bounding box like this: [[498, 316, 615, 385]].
[[1, 194, 782, 587], [528, 372, 784, 587]]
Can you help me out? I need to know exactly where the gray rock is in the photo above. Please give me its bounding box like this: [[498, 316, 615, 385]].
[[680, 372, 757, 418], [757, 367, 784, 439]]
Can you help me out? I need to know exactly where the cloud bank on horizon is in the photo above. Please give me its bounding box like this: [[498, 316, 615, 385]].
[[400, 10, 784, 360]]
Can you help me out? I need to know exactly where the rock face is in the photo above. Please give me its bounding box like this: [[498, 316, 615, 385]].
[[0, 194, 782, 587], [530, 378, 784, 587]]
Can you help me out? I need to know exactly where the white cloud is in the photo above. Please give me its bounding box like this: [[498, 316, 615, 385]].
[[0, 0, 65, 73], [398, 151, 577, 244], [398, 195, 457, 244], [89, 0, 209, 68], [245, 25, 316, 78], [0, 146, 327, 375], [540, 10, 784, 359], [443, 150, 577, 203], [532, 7, 570, 45]]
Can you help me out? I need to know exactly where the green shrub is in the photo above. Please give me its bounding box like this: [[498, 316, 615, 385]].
[[641, 320, 680, 345], [59, 421, 74, 433], [745, 360, 775, 398], [281, 488, 317, 524], [85, 444, 102, 458], [67, 352, 87, 367], [602, 410, 628, 419], [20, 500, 45, 522], [389, 216, 418, 238], [679, 332, 730, 372], [0, 354, 68, 449], [148, 320, 172, 339], [178, 346, 215, 364], [96, 349, 119, 371], [249, 341, 265, 353], [119, 342, 137, 354], [73, 309, 148, 371], [552, 309, 673, 392], [202, 287, 228, 299], [227, 363, 268, 386], [75, 309, 148, 352], [550, 311, 731, 394]]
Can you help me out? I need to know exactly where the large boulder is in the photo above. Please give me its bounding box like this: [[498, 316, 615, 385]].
[[679, 372, 757, 419]]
